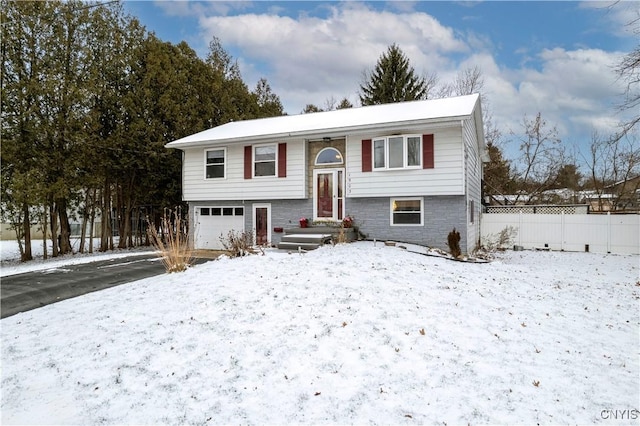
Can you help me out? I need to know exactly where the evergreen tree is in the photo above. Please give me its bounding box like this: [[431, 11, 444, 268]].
[[1, 0, 57, 260], [483, 143, 515, 205], [2, 8, 287, 260], [555, 164, 582, 190], [302, 104, 323, 113], [206, 36, 255, 124], [336, 97, 354, 109], [252, 78, 284, 118], [359, 44, 429, 105]]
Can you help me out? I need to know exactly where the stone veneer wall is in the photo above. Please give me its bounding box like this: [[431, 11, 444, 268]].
[[189, 195, 467, 252], [346, 195, 467, 252]]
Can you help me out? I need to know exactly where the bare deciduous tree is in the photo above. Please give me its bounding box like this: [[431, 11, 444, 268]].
[[581, 131, 640, 211], [512, 113, 566, 204], [437, 65, 484, 99], [613, 3, 639, 136]]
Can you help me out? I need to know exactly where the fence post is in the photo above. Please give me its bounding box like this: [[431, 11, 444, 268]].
[[561, 211, 565, 251], [518, 210, 523, 247], [607, 211, 611, 254]]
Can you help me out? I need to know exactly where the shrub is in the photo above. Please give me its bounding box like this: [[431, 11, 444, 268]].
[[479, 226, 518, 257], [335, 225, 348, 244], [447, 228, 461, 258], [219, 230, 256, 258], [147, 207, 193, 273]]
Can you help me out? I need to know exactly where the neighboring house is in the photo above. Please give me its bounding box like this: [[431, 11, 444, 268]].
[[579, 191, 616, 212], [165, 93, 487, 253], [487, 189, 583, 207], [602, 176, 640, 212]]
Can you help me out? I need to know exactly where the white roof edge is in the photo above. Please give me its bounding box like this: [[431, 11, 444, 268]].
[[166, 94, 481, 149], [472, 97, 489, 163], [166, 115, 473, 148]]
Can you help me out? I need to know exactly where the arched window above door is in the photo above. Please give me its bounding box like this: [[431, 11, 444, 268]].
[[315, 147, 343, 165]]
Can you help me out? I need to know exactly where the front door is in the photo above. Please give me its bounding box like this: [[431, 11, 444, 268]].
[[253, 204, 270, 246], [313, 169, 345, 222]]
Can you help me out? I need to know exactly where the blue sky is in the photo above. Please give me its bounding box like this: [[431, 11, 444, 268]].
[[123, 1, 637, 160]]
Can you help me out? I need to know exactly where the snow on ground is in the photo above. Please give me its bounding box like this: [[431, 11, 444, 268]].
[[1, 242, 639, 424], [0, 239, 154, 277]]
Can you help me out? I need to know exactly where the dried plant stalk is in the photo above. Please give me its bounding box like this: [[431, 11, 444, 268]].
[[147, 207, 194, 273]]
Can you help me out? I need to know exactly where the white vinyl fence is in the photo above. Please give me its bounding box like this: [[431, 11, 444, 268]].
[[481, 212, 639, 255]]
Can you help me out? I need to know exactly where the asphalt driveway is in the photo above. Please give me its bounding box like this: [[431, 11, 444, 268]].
[[1, 254, 214, 319]]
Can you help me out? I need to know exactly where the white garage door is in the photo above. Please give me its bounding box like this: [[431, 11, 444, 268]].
[[194, 206, 244, 250]]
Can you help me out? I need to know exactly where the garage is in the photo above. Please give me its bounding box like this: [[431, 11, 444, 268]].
[[194, 206, 244, 250]]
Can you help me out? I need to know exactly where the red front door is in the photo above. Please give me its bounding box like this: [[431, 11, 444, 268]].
[[255, 207, 268, 245], [317, 172, 333, 218], [314, 169, 344, 221]]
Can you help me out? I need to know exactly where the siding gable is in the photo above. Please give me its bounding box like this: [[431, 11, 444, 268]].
[[346, 127, 464, 198], [182, 143, 304, 201]]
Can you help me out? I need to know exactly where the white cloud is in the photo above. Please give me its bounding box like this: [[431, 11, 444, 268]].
[[197, 3, 467, 112], [188, 2, 631, 153], [580, 1, 639, 38], [515, 48, 625, 130]]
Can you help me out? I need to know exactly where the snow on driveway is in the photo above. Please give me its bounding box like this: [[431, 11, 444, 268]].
[[0, 239, 155, 277], [1, 242, 639, 424]]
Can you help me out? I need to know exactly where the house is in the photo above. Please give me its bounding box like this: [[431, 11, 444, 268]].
[[165, 93, 487, 254]]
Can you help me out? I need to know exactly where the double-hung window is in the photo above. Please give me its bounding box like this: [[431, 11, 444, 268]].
[[373, 135, 422, 170], [391, 198, 423, 226], [205, 148, 226, 179], [254, 144, 276, 177]]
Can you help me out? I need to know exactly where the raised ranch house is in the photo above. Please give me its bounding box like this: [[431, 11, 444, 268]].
[[166, 93, 487, 253]]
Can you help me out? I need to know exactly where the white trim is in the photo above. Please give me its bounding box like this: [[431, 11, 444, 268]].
[[253, 143, 277, 178], [204, 147, 227, 180], [390, 197, 424, 226], [372, 134, 422, 171], [314, 147, 344, 165], [252, 203, 271, 246], [166, 94, 481, 148], [312, 168, 345, 222]]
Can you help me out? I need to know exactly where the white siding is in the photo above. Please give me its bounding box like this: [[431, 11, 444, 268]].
[[181, 140, 306, 201], [463, 117, 482, 252], [345, 126, 464, 198]]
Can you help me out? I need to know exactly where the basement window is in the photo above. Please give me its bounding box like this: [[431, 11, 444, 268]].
[[390, 198, 423, 226]]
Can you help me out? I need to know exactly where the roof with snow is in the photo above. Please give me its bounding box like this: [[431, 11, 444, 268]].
[[166, 93, 483, 148]]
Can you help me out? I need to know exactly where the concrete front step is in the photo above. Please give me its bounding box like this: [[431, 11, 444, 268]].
[[277, 233, 333, 251], [278, 242, 326, 251], [284, 226, 356, 241], [281, 233, 333, 244]]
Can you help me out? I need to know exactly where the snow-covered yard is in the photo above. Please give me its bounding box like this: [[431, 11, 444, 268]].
[[1, 242, 639, 424], [0, 238, 153, 277]]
